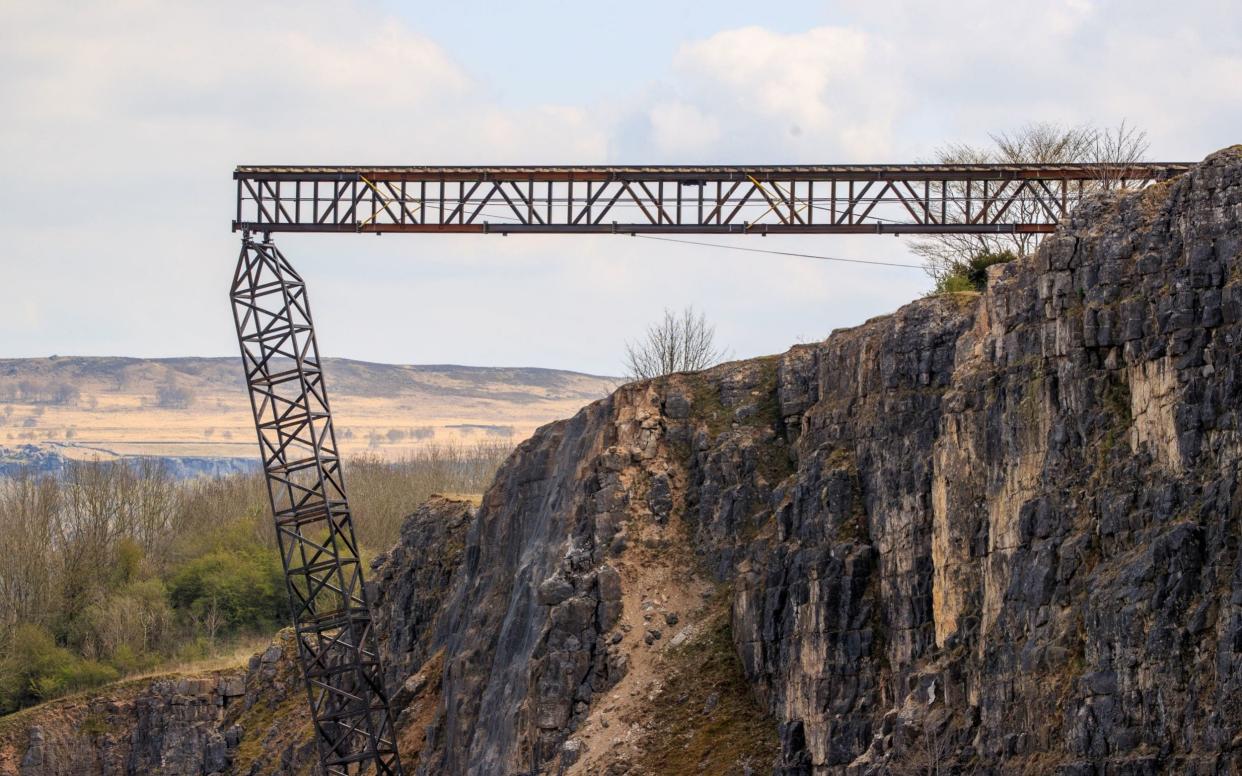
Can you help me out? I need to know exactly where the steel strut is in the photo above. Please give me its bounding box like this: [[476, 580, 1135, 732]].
[[231, 234, 404, 776]]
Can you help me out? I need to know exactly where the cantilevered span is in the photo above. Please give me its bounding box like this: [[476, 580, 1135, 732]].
[[234, 163, 1190, 235]]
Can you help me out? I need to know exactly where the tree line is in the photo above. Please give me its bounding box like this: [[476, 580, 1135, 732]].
[[0, 442, 510, 714], [0, 380, 81, 406]]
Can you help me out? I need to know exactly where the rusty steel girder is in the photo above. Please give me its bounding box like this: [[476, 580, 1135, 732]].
[[233, 162, 1190, 236]]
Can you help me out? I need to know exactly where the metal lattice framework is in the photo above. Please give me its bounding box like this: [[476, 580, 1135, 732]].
[[228, 161, 1192, 776], [231, 236, 403, 776], [233, 162, 1190, 235]]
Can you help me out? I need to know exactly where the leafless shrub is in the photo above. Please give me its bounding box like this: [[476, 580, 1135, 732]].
[[1088, 119, 1151, 191], [912, 121, 1149, 286], [189, 596, 224, 649], [624, 306, 728, 381], [891, 707, 952, 776], [346, 442, 512, 549]]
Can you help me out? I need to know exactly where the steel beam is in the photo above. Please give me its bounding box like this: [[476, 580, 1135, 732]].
[[233, 163, 1190, 235]]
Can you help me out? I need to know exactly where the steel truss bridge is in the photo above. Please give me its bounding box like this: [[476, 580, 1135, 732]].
[[234, 162, 1189, 235], [227, 161, 1188, 776]]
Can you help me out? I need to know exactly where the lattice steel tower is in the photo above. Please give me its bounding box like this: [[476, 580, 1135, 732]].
[[231, 235, 403, 776]]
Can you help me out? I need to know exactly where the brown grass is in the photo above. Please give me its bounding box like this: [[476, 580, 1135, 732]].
[[631, 602, 780, 776], [120, 633, 270, 682]]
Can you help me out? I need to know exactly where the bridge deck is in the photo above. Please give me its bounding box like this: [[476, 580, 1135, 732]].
[[233, 163, 1190, 235]]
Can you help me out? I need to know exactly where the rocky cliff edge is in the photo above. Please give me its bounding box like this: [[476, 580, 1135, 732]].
[[4, 146, 1242, 776]]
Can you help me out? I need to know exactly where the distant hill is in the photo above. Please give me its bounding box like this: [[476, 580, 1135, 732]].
[[0, 357, 618, 471], [0, 356, 614, 402]]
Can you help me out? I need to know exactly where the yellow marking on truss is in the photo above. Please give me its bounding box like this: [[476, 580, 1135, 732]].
[[744, 174, 812, 231], [357, 176, 422, 228], [770, 179, 813, 222]]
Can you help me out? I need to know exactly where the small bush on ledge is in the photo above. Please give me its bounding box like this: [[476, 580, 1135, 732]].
[[932, 250, 1016, 294]]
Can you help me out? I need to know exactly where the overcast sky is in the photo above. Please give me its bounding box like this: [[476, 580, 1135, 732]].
[[2, 1, 1239, 375]]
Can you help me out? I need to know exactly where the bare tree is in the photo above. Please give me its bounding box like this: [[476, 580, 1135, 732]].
[[913, 121, 1149, 286], [892, 705, 953, 776], [0, 473, 60, 645], [128, 458, 177, 558], [623, 306, 728, 381], [191, 596, 224, 649], [1089, 119, 1151, 190]]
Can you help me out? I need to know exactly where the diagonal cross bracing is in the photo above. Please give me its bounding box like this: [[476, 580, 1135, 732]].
[[231, 237, 404, 776], [233, 163, 1191, 235]]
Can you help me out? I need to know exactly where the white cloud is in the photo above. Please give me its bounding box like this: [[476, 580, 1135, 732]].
[[0, 1, 610, 182], [823, 0, 1242, 159], [665, 25, 902, 160], [648, 102, 722, 155], [0, 1, 1239, 372]]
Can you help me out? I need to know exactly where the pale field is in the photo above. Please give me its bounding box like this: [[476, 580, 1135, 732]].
[[0, 358, 618, 461]]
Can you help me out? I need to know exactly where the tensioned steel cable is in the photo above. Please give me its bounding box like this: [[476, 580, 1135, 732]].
[[371, 205, 928, 270], [628, 234, 926, 269]]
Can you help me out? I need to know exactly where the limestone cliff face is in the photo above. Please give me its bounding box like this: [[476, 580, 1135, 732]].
[[367, 147, 1242, 775], [4, 147, 1242, 775], [0, 631, 318, 776]]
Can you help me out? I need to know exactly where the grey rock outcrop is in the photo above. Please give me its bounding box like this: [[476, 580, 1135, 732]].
[[371, 147, 1242, 774], [6, 674, 246, 775], [5, 146, 1242, 775], [0, 632, 316, 776]]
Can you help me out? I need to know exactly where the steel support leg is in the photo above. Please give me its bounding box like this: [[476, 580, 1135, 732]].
[[231, 234, 404, 776]]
